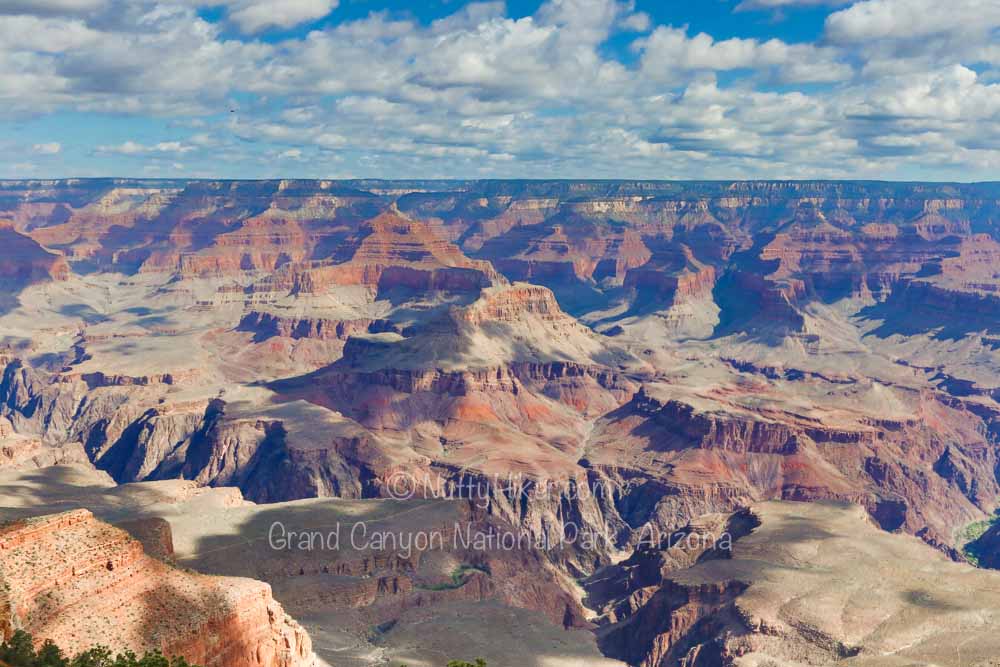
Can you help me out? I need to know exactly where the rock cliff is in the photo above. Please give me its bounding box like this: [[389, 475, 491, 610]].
[[0, 224, 70, 286], [0, 509, 314, 667]]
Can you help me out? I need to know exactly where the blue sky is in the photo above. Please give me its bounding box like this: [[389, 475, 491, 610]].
[[1, 0, 998, 180]]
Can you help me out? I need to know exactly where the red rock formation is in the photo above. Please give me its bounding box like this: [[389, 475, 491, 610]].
[[237, 312, 398, 342], [250, 212, 502, 295], [0, 224, 69, 284], [3, 178, 1000, 576], [329, 212, 502, 289], [586, 384, 999, 551], [116, 517, 176, 561], [624, 244, 716, 304], [452, 283, 570, 326], [477, 214, 652, 285], [293, 360, 635, 431], [0, 510, 314, 667]]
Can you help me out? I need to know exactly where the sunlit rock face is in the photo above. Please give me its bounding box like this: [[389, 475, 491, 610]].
[[0, 509, 315, 667]]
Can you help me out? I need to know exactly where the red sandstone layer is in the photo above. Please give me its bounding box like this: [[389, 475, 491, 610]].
[[0, 510, 314, 667]]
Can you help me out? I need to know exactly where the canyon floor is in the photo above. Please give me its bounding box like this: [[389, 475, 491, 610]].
[[1, 179, 999, 666]]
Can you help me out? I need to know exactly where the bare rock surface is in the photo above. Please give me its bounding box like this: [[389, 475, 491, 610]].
[[592, 501, 1000, 667], [0, 507, 315, 667]]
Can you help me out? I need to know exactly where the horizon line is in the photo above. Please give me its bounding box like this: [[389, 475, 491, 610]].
[[2, 177, 1000, 185]]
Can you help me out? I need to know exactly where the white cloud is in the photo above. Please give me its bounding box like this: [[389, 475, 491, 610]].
[[33, 142, 61, 154], [637, 26, 852, 83], [0, 0, 998, 179], [280, 106, 320, 123], [824, 0, 1000, 76], [618, 11, 650, 32], [222, 0, 339, 33], [314, 133, 346, 149], [98, 140, 196, 154], [0, 3, 270, 115], [0, 0, 106, 16], [825, 0, 1000, 43], [0, 15, 101, 52]]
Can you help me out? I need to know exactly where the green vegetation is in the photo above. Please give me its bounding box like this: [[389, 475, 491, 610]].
[[957, 510, 1000, 566], [417, 564, 490, 591], [0, 631, 200, 667]]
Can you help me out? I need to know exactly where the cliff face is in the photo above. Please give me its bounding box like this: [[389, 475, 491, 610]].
[[237, 311, 399, 342], [0, 509, 314, 667], [0, 224, 70, 286], [4, 179, 998, 329], [0, 417, 85, 469], [475, 213, 652, 286], [585, 383, 1000, 552]]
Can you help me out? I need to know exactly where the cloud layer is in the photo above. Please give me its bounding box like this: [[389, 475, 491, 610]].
[[1, 0, 998, 179]]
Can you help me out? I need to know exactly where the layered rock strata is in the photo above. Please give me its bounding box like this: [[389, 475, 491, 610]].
[[0, 509, 314, 667]]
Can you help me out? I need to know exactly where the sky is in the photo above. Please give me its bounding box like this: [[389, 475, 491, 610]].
[[0, 0, 998, 181]]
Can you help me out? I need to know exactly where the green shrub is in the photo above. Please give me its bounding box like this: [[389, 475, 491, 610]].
[[0, 632, 200, 667]]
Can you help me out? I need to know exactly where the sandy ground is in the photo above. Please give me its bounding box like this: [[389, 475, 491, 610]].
[[673, 501, 1000, 667]]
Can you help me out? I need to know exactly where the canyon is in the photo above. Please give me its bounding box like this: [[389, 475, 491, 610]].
[[0, 179, 999, 666]]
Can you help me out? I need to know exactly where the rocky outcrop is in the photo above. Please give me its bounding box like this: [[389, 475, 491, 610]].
[[0, 432, 86, 469], [116, 516, 176, 561], [0, 510, 314, 667], [624, 263, 716, 304], [0, 360, 89, 442], [288, 359, 636, 430], [237, 311, 399, 342], [278, 212, 502, 294], [880, 278, 1000, 334], [476, 213, 652, 286], [79, 370, 201, 388], [588, 384, 1000, 556], [451, 283, 576, 325], [0, 224, 70, 285]]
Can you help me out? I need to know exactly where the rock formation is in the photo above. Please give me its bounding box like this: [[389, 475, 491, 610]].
[[590, 501, 1000, 666], [0, 509, 314, 667], [0, 224, 70, 285]]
